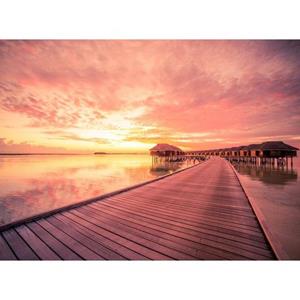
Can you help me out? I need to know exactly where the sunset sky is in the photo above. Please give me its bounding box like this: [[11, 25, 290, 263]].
[[0, 40, 299, 153]]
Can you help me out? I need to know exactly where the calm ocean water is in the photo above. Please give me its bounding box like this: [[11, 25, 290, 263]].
[[233, 157, 300, 259], [0, 154, 191, 227]]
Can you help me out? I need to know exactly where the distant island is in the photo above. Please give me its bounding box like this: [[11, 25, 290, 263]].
[[94, 152, 107, 155]]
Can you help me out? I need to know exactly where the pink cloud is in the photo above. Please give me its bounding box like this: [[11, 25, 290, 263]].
[[0, 40, 299, 151]]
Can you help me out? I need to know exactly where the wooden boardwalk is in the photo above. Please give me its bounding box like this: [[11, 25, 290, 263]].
[[0, 158, 276, 260]]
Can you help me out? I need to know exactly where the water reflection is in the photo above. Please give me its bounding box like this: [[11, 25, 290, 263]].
[[150, 160, 187, 176], [233, 162, 298, 185], [0, 154, 189, 226]]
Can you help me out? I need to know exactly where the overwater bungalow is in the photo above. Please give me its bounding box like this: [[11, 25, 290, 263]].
[[149, 143, 185, 162], [218, 149, 225, 156], [256, 141, 298, 158], [228, 141, 298, 166], [231, 146, 242, 157], [150, 143, 184, 156], [225, 148, 232, 157], [247, 144, 260, 157], [239, 146, 248, 157], [214, 149, 220, 156], [150, 140, 298, 166]]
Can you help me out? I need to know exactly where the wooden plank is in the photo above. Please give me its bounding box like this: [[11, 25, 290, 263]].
[[37, 219, 102, 260], [116, 195, 257, 225], [2, 229, 39, 260], [46, 215, 125, 260], [119, 191, 254, 213], [70, 209, 193, 260], [0, 233, 17, 260], [101, 196, 262, 233], [90, 202, 271, 251], [83, 204, 273, 260], [134, 191, 255, 207], [74, 206, 245, 260], [101, 202, 263, 241], [176, 182, 242, 190], [123, 191, 253, 213], [27, 222, 81, 260], [64, 211, 169, 260], [111, 199, 260, 236], [132, 187, 249, 207], [15, 225, 61, 260], [98, 200, 266, 243], [144, 185, 246, 197], [114, 194, 257, 220], [58, 212, 147, 260], [79, 206, 223, 260]]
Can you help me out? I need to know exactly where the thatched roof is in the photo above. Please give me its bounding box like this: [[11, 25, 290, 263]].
[[244, 144, 260, 150], [229, 146, 244, 151], [239, 146, 249, 150], [258, 141, 299, 151], [149, 143, 183, 152], [165, 141, 299, 154]]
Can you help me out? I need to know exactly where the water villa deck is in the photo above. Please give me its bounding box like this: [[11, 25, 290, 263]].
[[0, 158, 277, 260]]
